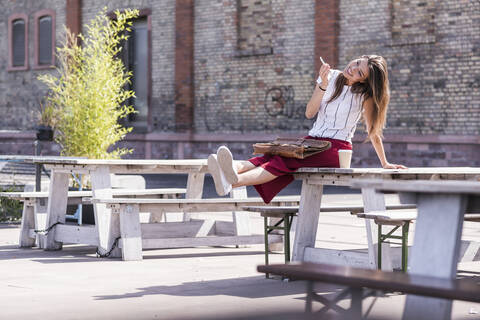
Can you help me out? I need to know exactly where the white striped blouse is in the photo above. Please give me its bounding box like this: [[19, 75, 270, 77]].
[[308, 70, 364, 143]]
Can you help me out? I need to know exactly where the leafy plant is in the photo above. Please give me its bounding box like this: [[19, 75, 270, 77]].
[[36, 94, 59, 128], [38, 8, 139, 159], [0, 186, 23, 223]]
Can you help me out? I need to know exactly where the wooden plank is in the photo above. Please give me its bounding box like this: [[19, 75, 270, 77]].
[[34, 158, 208, 167], [140, 221, 205, 238], [44, 172, 70, 250], [292, 180, 323, 262], [296, 167, 480, 175], [303, 247, 371, 268], [136, 234, 283, 249], [242, 203, 417, 215], [195, 219, 216, 237], [0, 188, 187, 200], [257, 262, 480, 303], [352, 179, 480, 194], [119, 204, 143, 261], [54, 224, 98, 245], [94, 195, 301, 205], [357, 210, 417, 221]]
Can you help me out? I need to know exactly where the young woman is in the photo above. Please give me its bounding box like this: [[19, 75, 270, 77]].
[[208, 55, 407, 202]]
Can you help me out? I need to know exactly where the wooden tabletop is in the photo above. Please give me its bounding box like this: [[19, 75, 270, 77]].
[[352, 178, 480, 194], [0, 155, 85, 162], [25, 157, 210, 174], [296, 167, 480, 175]]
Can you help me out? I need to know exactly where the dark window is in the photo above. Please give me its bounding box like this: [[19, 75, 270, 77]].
[[237, 0, 273, 56], [121, 17, 149, 132], [391, 0, 436, 46], [12, 19, 26, 67], [38, 15, 52, 65]]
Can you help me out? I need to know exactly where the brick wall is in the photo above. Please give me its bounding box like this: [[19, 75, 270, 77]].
[[0, 0, 66, 131], [194, 0, 316, 134]]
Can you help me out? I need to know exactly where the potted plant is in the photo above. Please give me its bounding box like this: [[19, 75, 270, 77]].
[[38, 8, 138, 159], [35, 96, 57, 141]]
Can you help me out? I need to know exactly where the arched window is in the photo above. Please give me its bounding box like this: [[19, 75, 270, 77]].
[[34, 10, 56, 68], [8, 13, 28, 71]]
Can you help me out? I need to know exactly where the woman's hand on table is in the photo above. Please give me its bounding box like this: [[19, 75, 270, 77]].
[[382, 162, 408, 169]]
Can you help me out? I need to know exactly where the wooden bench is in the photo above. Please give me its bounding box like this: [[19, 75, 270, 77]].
[[242, 204, 417, 277], [0, 188, 186, 248], [92, 196, 301, 260], [257, 262, 480, 318], [357, 209, 480, 272]]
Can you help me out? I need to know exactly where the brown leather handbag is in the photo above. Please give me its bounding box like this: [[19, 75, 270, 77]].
[[252, 137, 331, 159]]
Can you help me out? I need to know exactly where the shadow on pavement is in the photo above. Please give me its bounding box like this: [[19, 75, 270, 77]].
[[93, 275, 311, 300]]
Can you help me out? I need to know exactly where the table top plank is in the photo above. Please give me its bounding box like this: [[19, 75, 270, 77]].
[[93, 195, 301, 205], [352, 179, 480, 194], [0, 188, 187, 199], [296, 167, 480, 175]]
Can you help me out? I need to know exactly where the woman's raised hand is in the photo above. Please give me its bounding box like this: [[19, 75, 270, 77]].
[[319, 57, 330, 88]]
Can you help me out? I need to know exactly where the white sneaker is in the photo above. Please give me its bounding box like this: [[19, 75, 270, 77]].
[[217, 146, 239, 184], [208, 154, 232, 196]]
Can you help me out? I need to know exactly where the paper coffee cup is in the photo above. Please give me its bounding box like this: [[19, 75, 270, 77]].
[[338, 150, 353, 168]]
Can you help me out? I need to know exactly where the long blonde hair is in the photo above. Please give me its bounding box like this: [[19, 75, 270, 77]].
[[328, 55, 390, 140]]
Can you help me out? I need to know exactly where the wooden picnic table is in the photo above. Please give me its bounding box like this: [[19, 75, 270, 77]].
[[24, 158, 210, 257], [292, 167, 480, 270], [351, 178, 480, 320]]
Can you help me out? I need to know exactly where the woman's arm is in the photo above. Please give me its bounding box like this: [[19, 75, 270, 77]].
[[306, 60, 330, 119], [363, 98, 407, 169]]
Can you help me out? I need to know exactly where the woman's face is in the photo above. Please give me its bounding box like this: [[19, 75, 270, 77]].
[[343, 58, 369, 85]]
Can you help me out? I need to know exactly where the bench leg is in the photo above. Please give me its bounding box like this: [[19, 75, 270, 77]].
[[349, 288, 363, 319], [362, 187, 394, 270], [306, 281, 314, 313], [119, 204, 143, 261], [402, 222, 410, 272], [19, 203, 35, 247], [284, 215, 291, 263], [231, 187, 251, 246], [44, 172, 69, 251], [377, 224, 382, 270], [34, 199, 48, 249], [183, 172, 205, 221], [264, 217, 269, 278]]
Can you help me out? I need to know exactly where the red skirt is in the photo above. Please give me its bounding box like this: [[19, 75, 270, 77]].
[[248, 136, 352, 203]]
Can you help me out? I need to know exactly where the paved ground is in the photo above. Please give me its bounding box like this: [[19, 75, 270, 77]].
[[1, 192, 480, 319]]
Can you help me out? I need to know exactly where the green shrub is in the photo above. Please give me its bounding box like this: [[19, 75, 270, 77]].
[[0, 186, 23, 223], [38, 8, 139, 159]]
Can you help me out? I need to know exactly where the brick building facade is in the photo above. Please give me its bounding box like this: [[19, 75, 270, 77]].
[[0, 0, 479, 167]]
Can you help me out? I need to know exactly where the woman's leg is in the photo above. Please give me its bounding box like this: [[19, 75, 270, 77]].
[[236, 160, 256, 173], [233, 166, 277, 188]]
